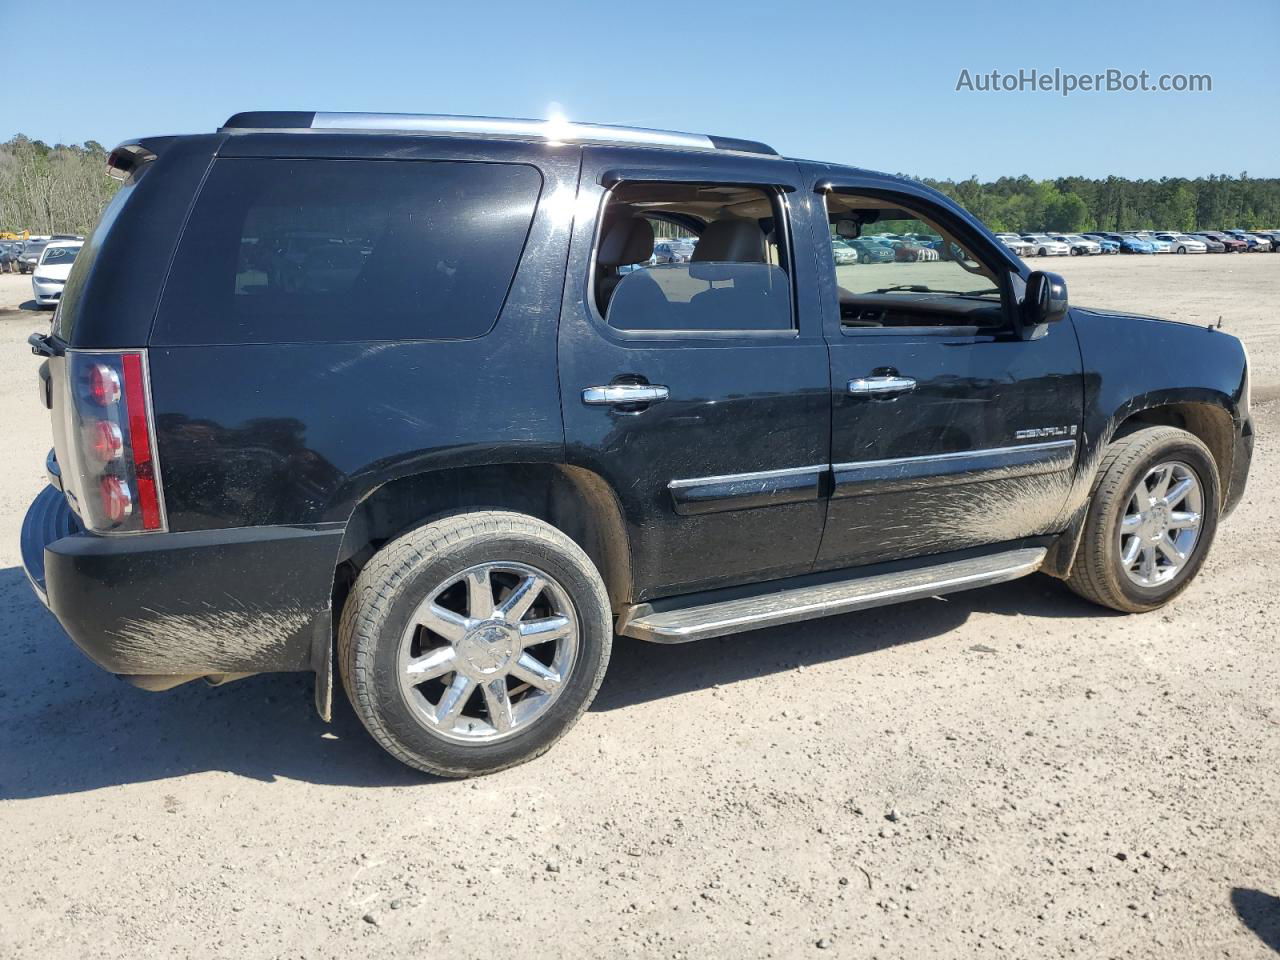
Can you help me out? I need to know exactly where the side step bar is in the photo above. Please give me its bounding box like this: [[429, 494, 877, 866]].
[[617, 547, 1047, 643]]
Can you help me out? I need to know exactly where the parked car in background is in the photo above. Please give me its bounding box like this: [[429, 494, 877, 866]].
[[1020, 234, 1069, 256], [31, 239, 83, 307], [18, 236, 51, 274], [1081, 233, 1120, 254], [831, 239, 859, 265], [652, 239, 695, 264], [995, 233, 1036, 256], [1051, 234, 1101, 256], [890, 240, 939, 262], [1098, 233, 1153, 254], [1137, 234, 1173, 254], [0, 240, 20, 272], [1254, 230, 1280, 251], [1154, 233, 1208, 254], [1189, 234, 1227, 253], [845, 238, 895, 264], [1197, 231, 1247, 253], [1225, 229, 1274, 252]]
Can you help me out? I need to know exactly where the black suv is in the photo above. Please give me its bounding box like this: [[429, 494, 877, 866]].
[[22, 112, 1254, 777]]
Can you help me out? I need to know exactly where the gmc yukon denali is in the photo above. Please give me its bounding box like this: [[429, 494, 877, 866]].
[[22, 112, 1254, 777]]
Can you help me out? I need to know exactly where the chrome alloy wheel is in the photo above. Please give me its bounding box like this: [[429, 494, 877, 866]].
[[398, 562, 579, 744], [1118, 460, 1204, 587]]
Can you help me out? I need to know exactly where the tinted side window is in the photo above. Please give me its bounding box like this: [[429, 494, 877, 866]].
[[153, 158, 541, 345]]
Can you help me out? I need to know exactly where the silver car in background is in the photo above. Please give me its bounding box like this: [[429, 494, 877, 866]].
[[1155, 233, 1207, 254], [995, 233, 1035, 256]]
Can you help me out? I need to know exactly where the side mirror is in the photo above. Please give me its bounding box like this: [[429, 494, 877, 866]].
[[1024, 270, 1068, 327]]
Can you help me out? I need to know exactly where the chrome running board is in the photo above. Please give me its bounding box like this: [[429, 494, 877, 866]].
[[617, 547, 1047, 643]]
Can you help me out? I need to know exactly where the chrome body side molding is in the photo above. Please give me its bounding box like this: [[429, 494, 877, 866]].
[[831, 439, 1077, 499], [617, 546, 1047, 643], [667, 463, 826, 516]]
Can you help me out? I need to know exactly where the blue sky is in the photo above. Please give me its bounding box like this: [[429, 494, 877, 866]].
[[3, 0, 1275, 180]]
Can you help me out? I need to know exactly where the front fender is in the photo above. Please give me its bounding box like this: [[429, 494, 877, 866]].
[[1073, 308, 1247, 436]]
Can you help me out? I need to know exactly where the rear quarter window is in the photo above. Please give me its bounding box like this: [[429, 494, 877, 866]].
[[152, 158, 541, 345]]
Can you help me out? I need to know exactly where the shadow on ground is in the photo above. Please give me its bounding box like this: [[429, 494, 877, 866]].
[[1232, 888, 1280, 954], [0, 563, 1109, 798]]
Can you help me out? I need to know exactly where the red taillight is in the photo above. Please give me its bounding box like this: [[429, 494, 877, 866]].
[[88, 420, 124, 462], [88, 363, 121, 406], [121, 352, 162, 531], [66, 350, 165, 534], [99, 475, 133, 523]]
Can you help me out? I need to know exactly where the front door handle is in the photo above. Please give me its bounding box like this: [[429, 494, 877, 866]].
[[848, 375, 916, 396], [582, 383, 670, 406]]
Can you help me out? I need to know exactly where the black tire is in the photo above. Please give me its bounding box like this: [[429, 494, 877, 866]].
[[1177, 246, 1186, 254], [338, 510, 612, 777], [1066, 426, 1220, 613], [1038, 247, 1048, 257]]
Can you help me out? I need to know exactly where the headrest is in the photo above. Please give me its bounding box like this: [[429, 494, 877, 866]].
[[598, 217, 655, 267], [691, 219, 766, 264]]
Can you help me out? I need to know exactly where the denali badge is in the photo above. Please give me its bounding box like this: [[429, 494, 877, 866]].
[[1015, 425, 1078, 440]]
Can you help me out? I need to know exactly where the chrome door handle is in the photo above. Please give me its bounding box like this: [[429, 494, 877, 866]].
[[848, 376, 916, 396], [582, 384, 670, 406]]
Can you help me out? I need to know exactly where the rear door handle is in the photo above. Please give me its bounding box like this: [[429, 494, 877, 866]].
[[848, 375, 916, 396], [582, 384, 669, 406]]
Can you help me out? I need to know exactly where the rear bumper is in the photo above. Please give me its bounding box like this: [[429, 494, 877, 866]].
[[21, 485, 343, 678]]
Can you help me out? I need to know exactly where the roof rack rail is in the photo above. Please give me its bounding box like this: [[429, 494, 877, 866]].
[[220, 111, 778, 156]]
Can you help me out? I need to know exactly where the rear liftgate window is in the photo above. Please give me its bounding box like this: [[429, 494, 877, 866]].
[[153, 158, 542, 344]]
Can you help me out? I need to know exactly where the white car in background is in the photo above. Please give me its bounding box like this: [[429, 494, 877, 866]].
[[1154, 233, 1208, 254], [32, 239, 83, 308], [1020, 233, 1070, 256], [1051, 234, 1102, 256], [995, 233, 1035, 256]]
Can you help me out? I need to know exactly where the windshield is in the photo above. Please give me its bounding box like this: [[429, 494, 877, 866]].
[[41, 245, 80, 266]]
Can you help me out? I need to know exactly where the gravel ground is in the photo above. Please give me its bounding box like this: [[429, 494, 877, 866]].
[[0, 258, 1277, 959]]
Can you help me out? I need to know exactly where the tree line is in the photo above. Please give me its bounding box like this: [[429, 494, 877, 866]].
[[0, 136, 120, 237], [922, 173, 1280, 234], [2, 131, 1278, 238]]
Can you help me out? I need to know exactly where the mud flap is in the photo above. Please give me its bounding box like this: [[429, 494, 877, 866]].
[[310, 614, 334, 722]]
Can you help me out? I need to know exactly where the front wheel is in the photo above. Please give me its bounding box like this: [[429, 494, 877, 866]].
[[1177, 246, 1187, 254], [338, 511, 613, 777], [1066, 426, 1220, 613]]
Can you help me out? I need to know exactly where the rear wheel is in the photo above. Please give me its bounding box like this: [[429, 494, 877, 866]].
[[338, 511, 612, 777], [1066, 427, 1220, 613]]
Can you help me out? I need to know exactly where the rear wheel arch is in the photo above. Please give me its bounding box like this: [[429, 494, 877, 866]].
[[335, 463, 634, 612]]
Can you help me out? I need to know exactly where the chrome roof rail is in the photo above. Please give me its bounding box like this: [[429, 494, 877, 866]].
[[220, 111, 778, 156]]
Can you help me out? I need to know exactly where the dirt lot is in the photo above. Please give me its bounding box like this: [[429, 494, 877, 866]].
[[0, 258, 1277, 959]]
